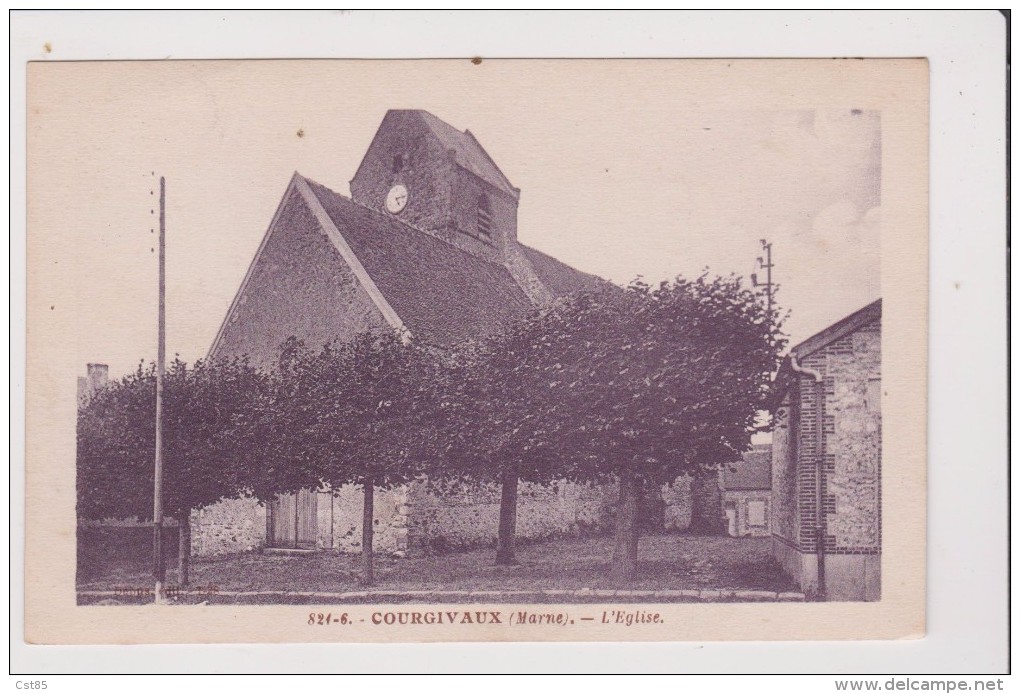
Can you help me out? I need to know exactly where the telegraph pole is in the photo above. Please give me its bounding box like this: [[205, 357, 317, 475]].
[[152, 176, 166, 604], [751, 239, 773, 329]]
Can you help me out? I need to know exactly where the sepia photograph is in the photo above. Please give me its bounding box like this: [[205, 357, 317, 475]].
[[25, 57, 928, 645]]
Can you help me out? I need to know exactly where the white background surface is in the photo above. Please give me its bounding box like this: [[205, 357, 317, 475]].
[[8, 10, 1009, 675]]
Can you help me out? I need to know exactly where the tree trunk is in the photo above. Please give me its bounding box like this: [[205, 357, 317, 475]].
[[177, 511, 191, 587], [362, 478, 375, 585], [495, 465, 519, 565], [611, 467, 642, 584]]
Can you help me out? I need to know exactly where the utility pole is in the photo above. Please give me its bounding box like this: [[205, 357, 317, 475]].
[[751, 238, 773, 330], [152, 176, 166, 604]]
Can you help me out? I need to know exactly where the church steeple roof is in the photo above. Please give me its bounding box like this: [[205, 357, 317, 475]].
[[405, 110, 519, 199], [209, 110, 605, 365]]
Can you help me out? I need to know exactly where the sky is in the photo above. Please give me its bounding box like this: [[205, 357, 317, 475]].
[[28, 60, 881, 380]]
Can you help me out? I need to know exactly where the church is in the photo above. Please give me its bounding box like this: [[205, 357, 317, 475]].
[[189, 110, 625, 557]]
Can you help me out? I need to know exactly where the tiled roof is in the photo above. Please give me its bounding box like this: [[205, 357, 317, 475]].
[[415, 110, 518, 198], [790, 299, 882, 360], [519, 244, 604, 297], [770, 299, 882, 405], [721, 443, 772, 490], [304, 178, 535, 347]]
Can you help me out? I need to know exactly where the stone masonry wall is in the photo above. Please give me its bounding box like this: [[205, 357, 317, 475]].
[[794, 318, 881, 557], [191, 473, 699, 558], [350, 110, 453, 238], [447, 165, 519, 260], [824, 323, 881, 552], [329, 485, 410, 554], [349, 111, 519, 265], [405, 478, 617, 554], [212, 188, 386, 369], [770, 402, 798, 544], [191, 497, 267, 557]]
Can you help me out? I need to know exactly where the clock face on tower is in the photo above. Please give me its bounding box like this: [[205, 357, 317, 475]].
[[385, 184, 409, 214]]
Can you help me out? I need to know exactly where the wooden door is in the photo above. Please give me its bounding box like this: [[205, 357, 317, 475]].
[[295, 488, 317, 549], [268, 490, 317, 549]]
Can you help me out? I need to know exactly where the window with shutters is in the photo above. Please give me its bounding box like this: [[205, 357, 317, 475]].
[[476, 194, 493, 242]]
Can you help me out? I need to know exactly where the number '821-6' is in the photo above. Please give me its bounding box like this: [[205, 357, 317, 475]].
[[308, 612, 349, 625]]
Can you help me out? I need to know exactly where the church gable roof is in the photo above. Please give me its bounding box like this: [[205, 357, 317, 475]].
[[208, 176, 395, 367], [519, 244, 604, 297], [303, 177, 534, 347], [412, 110, 519, 199]]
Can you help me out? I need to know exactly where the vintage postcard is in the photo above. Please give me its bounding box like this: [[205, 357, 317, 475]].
[[25, 58, 928, 644]]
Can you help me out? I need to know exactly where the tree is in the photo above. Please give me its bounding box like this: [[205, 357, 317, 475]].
[[480, 275, 785, 582], [77, 364, 158, 523], [77, 357, 270, 584], [442, 317, 582, 566], [162, 357, 272, 584], [249, 330, 444, 584]]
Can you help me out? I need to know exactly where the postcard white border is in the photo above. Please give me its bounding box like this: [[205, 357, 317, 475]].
[[9, 9, 1008, 674]]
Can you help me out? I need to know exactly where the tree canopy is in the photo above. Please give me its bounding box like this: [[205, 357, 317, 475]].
[[449, 274, 784, 486], [77, 356, 271, 522], [242, 330, 447, 500], [78, 274, 784, 584], [440, 274, 785, 578]]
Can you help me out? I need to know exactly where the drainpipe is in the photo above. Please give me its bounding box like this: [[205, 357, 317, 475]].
[[790, 354, 826, 600]]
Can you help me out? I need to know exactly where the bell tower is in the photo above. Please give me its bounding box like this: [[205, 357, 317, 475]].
[[350, 110, 520, 262]]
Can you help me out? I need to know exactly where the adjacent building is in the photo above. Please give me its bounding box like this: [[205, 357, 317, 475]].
[[721, 443, 772, 538], [77, 363, 109, 405], [770, 299, 882, 601]]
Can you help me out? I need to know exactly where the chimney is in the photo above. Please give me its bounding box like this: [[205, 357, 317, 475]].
[[87, 363, 109, 392], [78, 363, 110, 407]]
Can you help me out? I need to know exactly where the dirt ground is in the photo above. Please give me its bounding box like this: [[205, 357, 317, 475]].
[[78, 532, 795, 599]]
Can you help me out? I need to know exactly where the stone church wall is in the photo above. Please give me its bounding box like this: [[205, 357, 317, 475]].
[[349, 110, 520, 265], [213, 188, 387, 369], [446, 165, 519, 260], [404, 479, 617, 554], [321, 479, 617, 556], [328, 485, 411, 554], [190, 497, 267, 557], [350, 111, 456, 243]]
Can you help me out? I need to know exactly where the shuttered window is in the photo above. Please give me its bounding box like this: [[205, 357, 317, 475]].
[[476, 195, 493, 242]]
